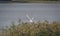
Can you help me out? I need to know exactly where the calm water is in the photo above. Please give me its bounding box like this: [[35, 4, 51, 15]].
[[0, 3, 60, 28]]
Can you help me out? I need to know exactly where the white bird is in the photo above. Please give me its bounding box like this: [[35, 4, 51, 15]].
[[26, 15, 34, 22]]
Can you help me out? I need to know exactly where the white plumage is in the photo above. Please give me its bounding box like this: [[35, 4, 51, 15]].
[[26, 14, 34, 22]]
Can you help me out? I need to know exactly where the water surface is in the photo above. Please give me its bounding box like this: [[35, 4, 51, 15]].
[[0, 3, 60, 28]]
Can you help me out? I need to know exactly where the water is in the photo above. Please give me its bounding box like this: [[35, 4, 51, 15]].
[[0, 3, 60, 28]]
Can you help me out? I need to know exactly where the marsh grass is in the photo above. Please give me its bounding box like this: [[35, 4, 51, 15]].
[[0, 20, 60, 36]]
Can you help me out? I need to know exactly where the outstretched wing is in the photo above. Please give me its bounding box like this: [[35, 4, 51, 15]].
[[26, 15, 31, 20]]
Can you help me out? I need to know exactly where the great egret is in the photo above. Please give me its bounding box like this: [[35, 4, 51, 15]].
[[26, 15, 34, 22]]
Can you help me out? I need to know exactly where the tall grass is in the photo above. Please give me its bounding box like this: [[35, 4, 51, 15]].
[[0, 20, 60, 36]]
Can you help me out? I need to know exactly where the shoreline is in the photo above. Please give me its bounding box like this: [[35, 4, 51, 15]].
[[0, 1, 60, 3]]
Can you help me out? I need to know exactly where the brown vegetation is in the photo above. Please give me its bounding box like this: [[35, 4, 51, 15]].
[[0, 21, 60, 36]]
